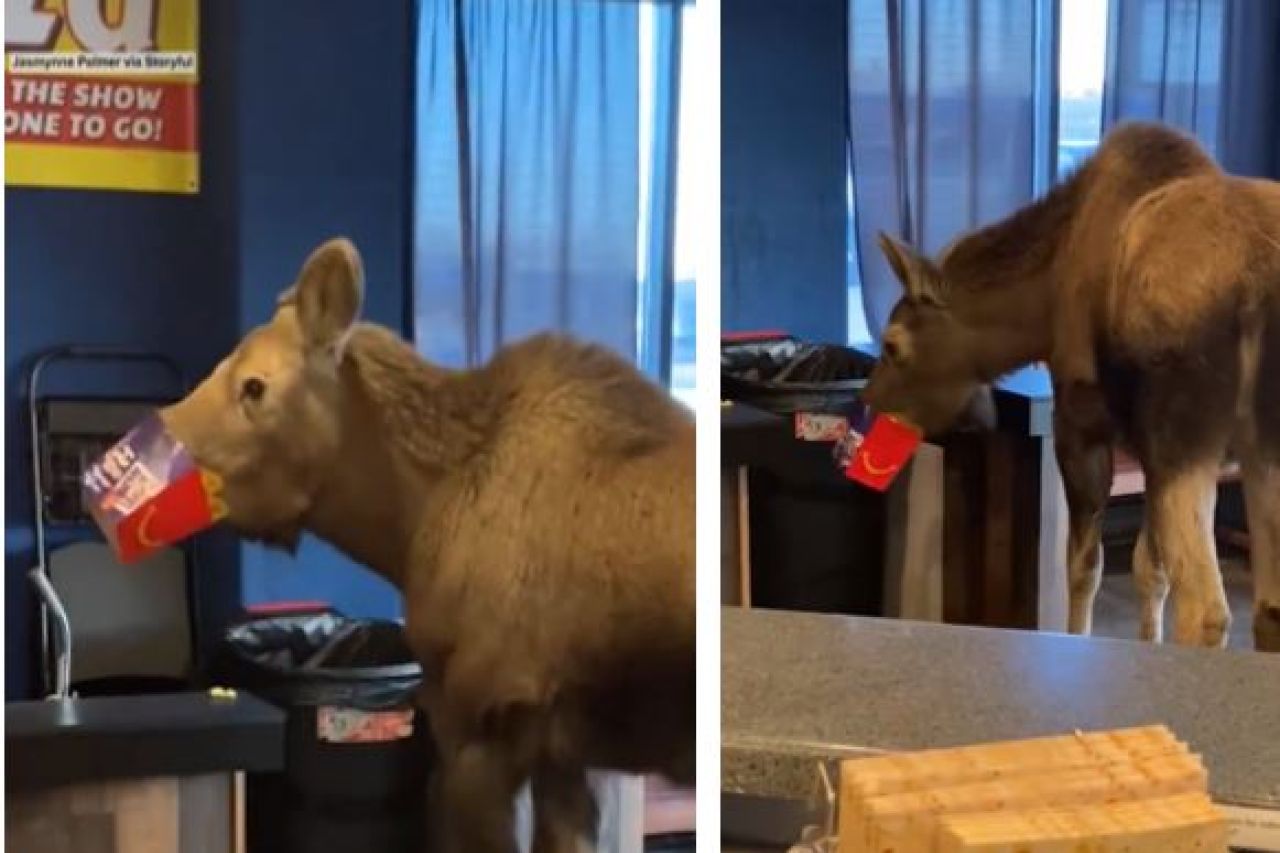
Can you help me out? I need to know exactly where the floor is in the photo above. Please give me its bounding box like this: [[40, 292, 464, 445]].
[[1091, 562, 1254, 650]]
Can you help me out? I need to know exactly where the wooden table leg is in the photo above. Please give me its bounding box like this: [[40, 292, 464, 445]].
[[981, 432, 1017, 627], [943, 433, 1066, 631], [1037, 437, 1069, 632], [883, 443, 944, 622], [231, 773, 245, 853], [942, 435, 982, 625], [737, 467, 752, 608], [720, 467, 753, 607]]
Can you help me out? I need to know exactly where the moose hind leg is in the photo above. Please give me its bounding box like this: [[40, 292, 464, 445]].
[[532, 763, 598, 853], [1148, 464, 1231, 647], [1243, 459, 1280, 652], [1132, 519, 1169, 642], [1054, 400, 1113, 635]]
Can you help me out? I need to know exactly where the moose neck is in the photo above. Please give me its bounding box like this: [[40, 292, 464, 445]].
[[948, 272, 1053, 381], [302, 326, 495, 588], [937, 176, 1083, 379]]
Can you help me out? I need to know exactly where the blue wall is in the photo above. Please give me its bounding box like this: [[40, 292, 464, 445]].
[[5, 0, 413, 699], [721, 0, 847, 344], [227, 0, 412, 619]]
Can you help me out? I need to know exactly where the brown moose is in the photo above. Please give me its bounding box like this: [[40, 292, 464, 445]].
[[862, 122, 1280, 652], [161, 238, 695, 852]]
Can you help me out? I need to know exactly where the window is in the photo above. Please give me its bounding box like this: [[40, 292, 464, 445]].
[[669, 2, 697, 408], [846, 167, 873, 347], [845, 0, 887, 349], [415, 1, 687, 385], [639, 1, 696, 408], [845, 0, 1111, 346], [1057, 0, 1109, 179]]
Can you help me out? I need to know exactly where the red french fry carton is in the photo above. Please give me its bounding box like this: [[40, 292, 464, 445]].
[[80, 412, 227, 564], [839, 407, 923, 492]]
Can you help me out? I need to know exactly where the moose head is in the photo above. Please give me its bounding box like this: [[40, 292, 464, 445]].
[[861, 232, 997, 437], [160, 238, 365, 551]]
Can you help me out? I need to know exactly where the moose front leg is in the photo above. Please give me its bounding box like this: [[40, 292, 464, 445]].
[[1132, 518, 1169, 642], [531, 762, 598, 853], [1146, 464, 1231, 648], [1053, 384, 1114, 635], [431, 736, 530, 853], [418, 683, 533, 853]]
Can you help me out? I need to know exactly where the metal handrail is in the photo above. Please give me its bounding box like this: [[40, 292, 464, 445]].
[[28, 568, 72, 700]]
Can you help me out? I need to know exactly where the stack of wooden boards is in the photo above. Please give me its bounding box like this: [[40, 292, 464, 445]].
[[837, 725, 1228, 852]]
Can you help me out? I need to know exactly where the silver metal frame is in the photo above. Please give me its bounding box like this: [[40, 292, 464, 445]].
[[25, 346, 187, 699]]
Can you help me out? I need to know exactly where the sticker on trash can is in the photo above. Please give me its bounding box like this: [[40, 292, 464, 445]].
[[793, 412, 849, 442], [317, 707, 415, 744]]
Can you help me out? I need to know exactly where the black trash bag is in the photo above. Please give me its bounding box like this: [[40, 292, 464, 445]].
[[211, 614, 433, 853], [722, 337, 875, 415], [212, 613, 422, 710]]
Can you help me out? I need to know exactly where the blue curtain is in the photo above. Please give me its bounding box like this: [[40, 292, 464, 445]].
[[1218, 0, 1280, 180], [638, 5, 684, 383], [1103, 0, 1280, 179], [848, 0, 1059, 338], [415, 0, 642, 366], [1102, 0, 1226, 157]]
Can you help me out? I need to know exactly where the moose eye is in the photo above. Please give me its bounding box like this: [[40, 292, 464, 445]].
[[883, 338, 903, 364], [240, 376, 267, 403]]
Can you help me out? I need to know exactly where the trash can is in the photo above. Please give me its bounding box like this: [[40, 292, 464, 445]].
[[722, 336, 888, 616], [210, 612, 433, 853], [721, 336, 871, 415]]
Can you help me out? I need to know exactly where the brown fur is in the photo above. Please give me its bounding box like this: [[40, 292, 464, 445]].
[[863, 122, 1280, 651], [162, 239, 694, 852]]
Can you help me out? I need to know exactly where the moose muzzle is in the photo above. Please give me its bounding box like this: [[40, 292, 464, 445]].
[[81, 411, 227, 563]]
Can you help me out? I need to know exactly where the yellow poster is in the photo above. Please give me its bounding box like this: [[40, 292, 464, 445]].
[[5, 0, 199, 193]]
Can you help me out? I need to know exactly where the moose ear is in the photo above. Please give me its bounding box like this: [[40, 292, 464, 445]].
[[876, 232, 945, 306], [877, 232, 918, 284], [290, 237, 364, 355]]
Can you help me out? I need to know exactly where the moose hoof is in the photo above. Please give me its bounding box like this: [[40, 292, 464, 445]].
[[1172, 604, 1231, 648], [1200, 608, 1231, 649], [1254, 603, 1280, 653]]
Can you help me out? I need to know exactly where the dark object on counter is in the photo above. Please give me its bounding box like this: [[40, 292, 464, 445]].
[[722, 336, 875, 415], [69, 673, 191, 697], [7, 691, 284, 793], [211, 613, 432, 853]]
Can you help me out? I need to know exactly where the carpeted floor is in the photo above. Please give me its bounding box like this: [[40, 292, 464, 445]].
[[1091, 562, 1254, 650]]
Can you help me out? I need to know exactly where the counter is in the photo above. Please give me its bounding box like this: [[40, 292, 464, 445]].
[[723, 608, 1280, 844], [7, 691, 285, 853]]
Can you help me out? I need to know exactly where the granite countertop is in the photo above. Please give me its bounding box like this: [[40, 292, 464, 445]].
[[723, 607, 1280, 810]]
